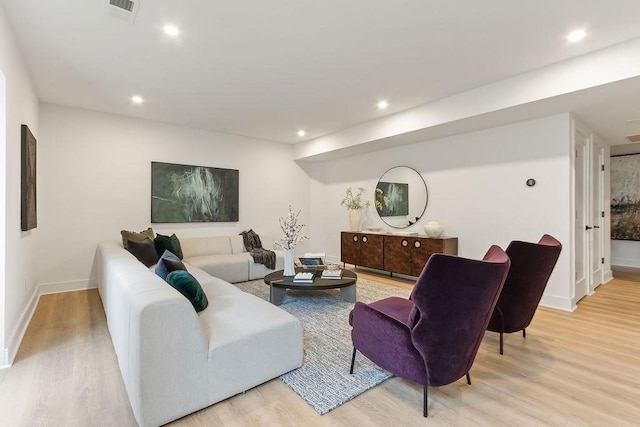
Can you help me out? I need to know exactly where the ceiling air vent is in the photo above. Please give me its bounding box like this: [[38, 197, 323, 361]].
[[109, 0, 135, 12], [627, 135, 640, 142], [105, 0, 141, 24]]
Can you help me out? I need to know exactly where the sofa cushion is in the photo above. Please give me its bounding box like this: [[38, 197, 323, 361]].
[[126, 237, 159, 267], [180, 237, 232, 258], [185, 253, 251, 283], [165, 270, 209, 312], [249, 250, 284, 280], [154, 233, 184, 259], [230, 235, 246, 254], [155, 250, 187, 280], [199, 291, 303, 403], [121, 227, 154, 250]]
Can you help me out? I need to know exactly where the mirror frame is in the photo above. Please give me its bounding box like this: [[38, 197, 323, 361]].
[[375, 166, 428, 229]]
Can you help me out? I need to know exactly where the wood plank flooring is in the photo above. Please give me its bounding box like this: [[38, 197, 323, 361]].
[[0, 268, 639, 426]]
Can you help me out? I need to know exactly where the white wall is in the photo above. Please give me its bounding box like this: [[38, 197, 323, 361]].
[[0, 6, 40, 366], [611, 240, 640, 267], [304, 114, 574, 310], [38, 104, 310, 291]]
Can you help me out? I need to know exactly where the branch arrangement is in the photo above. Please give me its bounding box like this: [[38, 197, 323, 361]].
[[275, 205, 308, 250]]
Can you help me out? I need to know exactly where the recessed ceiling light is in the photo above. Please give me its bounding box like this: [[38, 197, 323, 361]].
[[163, 25, 180, 37], [377, 100, 389, 110], [131, 95, 144, 105], [297, 130, 306, 137], [567, 29, 586, 43]]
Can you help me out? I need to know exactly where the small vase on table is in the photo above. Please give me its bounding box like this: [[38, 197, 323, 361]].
[[283, 248, 296, 276]]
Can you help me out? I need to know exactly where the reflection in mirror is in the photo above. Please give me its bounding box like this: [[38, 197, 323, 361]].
[[375, 166, 428, 229]]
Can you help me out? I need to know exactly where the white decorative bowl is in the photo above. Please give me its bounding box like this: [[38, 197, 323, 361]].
[[424, 220, 444, 238]]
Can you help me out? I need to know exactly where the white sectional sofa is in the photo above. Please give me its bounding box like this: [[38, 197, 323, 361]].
[[180, 234, 284, 283], [96, 240, 303, 427]]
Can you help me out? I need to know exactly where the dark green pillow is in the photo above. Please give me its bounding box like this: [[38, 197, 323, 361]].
[[126, 237, 159, 267], [154, 233, 184, 259], [165, 270, 208, 312]]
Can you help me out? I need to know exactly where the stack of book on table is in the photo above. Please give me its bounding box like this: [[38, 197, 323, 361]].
[[321, 269, 343, 280], [293, 272, 314, 283]]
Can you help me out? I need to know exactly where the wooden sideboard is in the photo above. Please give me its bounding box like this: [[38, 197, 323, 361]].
[[341, 231, 458, 277]]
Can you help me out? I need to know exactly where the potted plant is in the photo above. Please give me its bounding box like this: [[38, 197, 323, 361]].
[[341, 187, 370, 231]]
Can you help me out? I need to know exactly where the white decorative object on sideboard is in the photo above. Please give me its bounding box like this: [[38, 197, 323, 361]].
[[424, 220, 444, 238]]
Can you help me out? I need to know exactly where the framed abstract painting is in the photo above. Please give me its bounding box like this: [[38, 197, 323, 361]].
[[151, 162, 239, 223], [611, 153, 640, 240]]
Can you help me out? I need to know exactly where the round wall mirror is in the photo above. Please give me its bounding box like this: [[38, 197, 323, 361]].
[[375, 166, 428, 229]]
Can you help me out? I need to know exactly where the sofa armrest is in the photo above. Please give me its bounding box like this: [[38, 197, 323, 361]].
[[126, 288, 209, 426]]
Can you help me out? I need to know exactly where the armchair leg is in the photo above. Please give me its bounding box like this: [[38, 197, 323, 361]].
[[499, 331, 504, 355], [423, 386, 428, 417], [523, 328, 526, 338], [466, 373, 471, 385], [350, 347, 357, 374]]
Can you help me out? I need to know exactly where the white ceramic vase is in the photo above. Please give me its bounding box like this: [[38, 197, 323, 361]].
[[348, 209, 362, 231], [283, 248, 296, 276], [424, 220, 444, 238]]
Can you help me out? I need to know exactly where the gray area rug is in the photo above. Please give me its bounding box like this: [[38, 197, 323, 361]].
[[236, 277, 411, 415]]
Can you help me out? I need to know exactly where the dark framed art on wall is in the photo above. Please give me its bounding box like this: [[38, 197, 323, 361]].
[[151, 161, 239, 223], [611, 153, 640, 240], [21, 124, 37, 231]]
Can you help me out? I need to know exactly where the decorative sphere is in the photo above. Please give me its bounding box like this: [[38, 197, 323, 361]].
[[424, 220, 444, 238]]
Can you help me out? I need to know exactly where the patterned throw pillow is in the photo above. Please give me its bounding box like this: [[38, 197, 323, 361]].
[[121, 227, 155, 250]]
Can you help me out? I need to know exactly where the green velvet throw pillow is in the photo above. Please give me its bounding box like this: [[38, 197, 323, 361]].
[[154, 233, 184, 259], [165, 270, 208, 312]]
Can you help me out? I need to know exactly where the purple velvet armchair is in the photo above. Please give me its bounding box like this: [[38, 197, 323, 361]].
[[349, 245, 510, 417], [487, 234, 562, 354]]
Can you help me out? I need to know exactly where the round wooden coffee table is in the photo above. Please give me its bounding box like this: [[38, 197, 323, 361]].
[[263, 268, 358, 305]]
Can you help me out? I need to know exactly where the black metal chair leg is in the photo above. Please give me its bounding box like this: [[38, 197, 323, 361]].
[[500, 331, 504, 355], [466, 373, 471, 385], [423, 386, 428, 417], [523, 328, 526, 338], [349, 347, 357, 374]]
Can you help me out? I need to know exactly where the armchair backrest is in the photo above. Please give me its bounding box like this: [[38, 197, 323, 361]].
[[490, 234, 562, 333], [408, 245, 510, 387]]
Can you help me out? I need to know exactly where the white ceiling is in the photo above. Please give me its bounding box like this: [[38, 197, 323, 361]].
[[3, 0, 640, 147]]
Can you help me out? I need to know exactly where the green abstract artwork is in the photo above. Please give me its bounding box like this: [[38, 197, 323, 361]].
[[151, 162, 239, 223]]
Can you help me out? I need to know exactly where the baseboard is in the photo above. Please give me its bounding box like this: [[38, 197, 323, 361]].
[[603, 269, 613, 284], [5, 285, 40, 366], [38, 278, 97, 295], [539, 294, 575, 312], [610, 258, 640, 268], [2, 279, 97, 367]]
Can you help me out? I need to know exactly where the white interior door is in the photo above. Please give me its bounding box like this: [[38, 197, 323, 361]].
[[590, 142, 604, 293], [574, 129, 589, 302]]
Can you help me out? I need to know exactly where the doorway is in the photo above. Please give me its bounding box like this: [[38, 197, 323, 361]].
[[573, 121, 605, 304]]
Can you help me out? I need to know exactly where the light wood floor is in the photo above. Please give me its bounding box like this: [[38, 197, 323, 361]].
[[1, 269, 639, 426]]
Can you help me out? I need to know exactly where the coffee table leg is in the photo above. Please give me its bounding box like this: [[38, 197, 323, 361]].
[[270, 285, 286, 305], [341, 283, 356, 302]]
